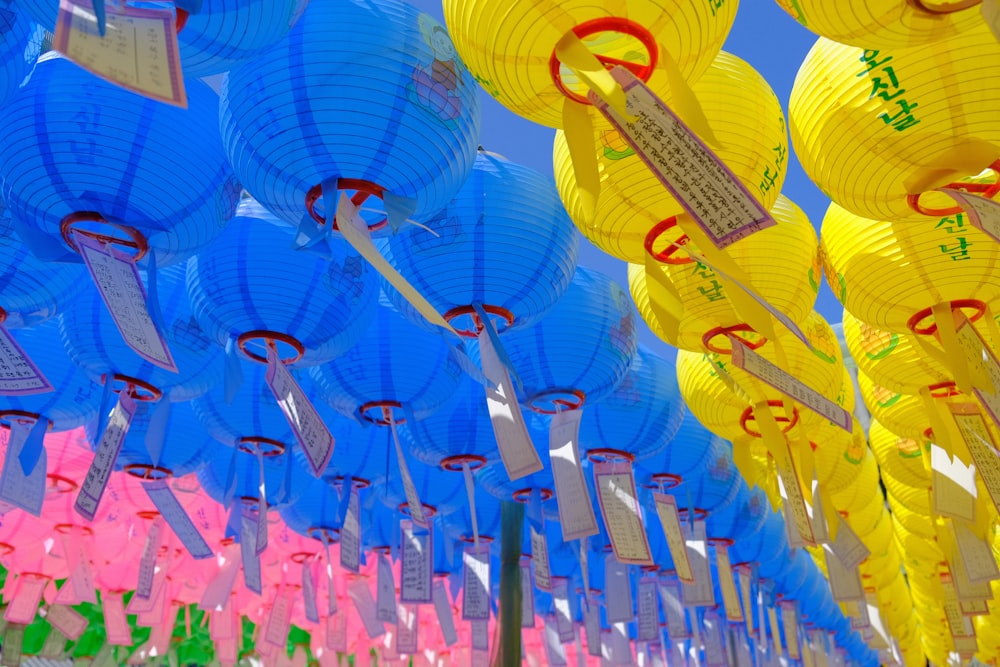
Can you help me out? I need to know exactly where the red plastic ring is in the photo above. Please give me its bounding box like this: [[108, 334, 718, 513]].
[[702, 324, 766, 355], [548, 17, 659, 105], [740, 401, 800, 438], [60, 211, 149, 261], [124, 464, 174, 481], [907, 300, 986, 336], [459, 535, 495, 544], [708, 538, 734, 548], [908, 0, 981, 16], [442, 305, 516, 338], [398, 502, 437, 519], [308, 527, 340, 545], [527, 388, 586, 415], [47, 474, 77, 494], [360, 401, 406, 426], [305, 178, 388, 231], [175, 8, 189, 31], [0, 411, 49, 431], [137, 510, 161, 521], [586, 448, 634, 464], [333, 475, 371, 491], [906, 160, 1000, 215], [237, 437, 287, 457], [512, 488, 553, 503], [645, 473, 682, 490], [371, 545, 392, 556], [237, 332, 305, 365], [927, 381, 962, 398], [0, 543, 13, 557], [677, 507, 709, 521], [0, 308, 5, 325], [54, 524, 93, 537], [101, 374, 163, 402], [440, 455, 488, 472], [644, 217, 692, 264]]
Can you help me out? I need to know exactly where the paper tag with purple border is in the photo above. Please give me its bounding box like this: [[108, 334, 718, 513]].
[[0, 325, 53, 396], [75, 391, 136, 520], [593, 460, 652, 565]]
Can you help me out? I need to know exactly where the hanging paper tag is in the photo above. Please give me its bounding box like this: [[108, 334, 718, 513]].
[[549, 410, 598, 540], [767, 606, 783, 656], [951, 405, 1000, 513], [303, 560, 319, 624], [652, 493, 693, 583], [636, 578, 659, 643], [471, 618, 489, 651], [774, 441, 816, 547], [142, 479, 212, 559], [847, 600, 869, 630], [529, 525, 552, 591], [551, 577, 575, 643], [348, 577, 386, 639], [39, 626, 67, 660], [808, 474, 829, 545], [400, 520, 433, 603], [388, 418, 428, 528], [340, 485, 361, 573], [939, 189, 1000, 243], [715, 544, 742, 622], [930, 442, 977, 522], [829, 516, 870, 571], [432, 579, 458, 647], [703, 611, 726, 667], [961, 598, 989, 616], [210, 602, 234, 641], [1, 624, 23, 667], [780, 602, 799, 659], [593, 460, 653, 565], [136, 518, 163, 600], [955, 318, 1000, 420], [732, 342, 851, 431], [584, 595, 602, 655], [462, 543, 491, 621], [198, 544, 240, 611], [682, 521, 715, 608], [264, 588, 292, 647], [4, 575, 47, 624], [0, 418, 46, 516], [604, 559, 634, 623], [73, 232, 177, 371], [396, 604, 418, 654], [942, 574, 973, 638], [0, 325, 52, 395], [589, 67, 773, 248], [322, 542, 337, 617], [951, 553, 991, 602], [129, 560, 166, 615], [240, 508, 262, 595], [46, 604, 87, 640], [265, 343, 334, 477], [103, 592, 132, 646], [376, 554, 398, 624], [76, 391, 136, 520], [478, 328, 543, 479], [738, 566, 753, 637], [326, 612, 347, 652], [823, 547, 863, 602], [953, 521, 1000, 583], [53, 0, 186, 106], [543, 615, 569, 665], [520, 562, 535, 628]]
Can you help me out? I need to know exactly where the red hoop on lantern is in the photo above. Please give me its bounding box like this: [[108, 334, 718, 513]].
[[740, 401, 800, 438], [101, 374, 163, 402], [237, 331, 305, 365], [124, 464, 174, 481], [305, 178, 389, 232], [442, 305, 516, 338], [360, 401, 406, 426], [906, 299, 986, 336], [644, 217, 693, 264], [702, 324, 766, 355], [512, 488, 553, 503], [441, 454, 488, 473], [906, 160, 1000, 216], [527, 388, 586, 414], [60, 211, 150, 260], [238, 436, 287, 457]]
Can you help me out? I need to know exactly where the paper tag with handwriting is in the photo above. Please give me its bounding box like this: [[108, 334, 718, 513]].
[[0, 325, 52, 396], [432, 579, 458, 647], [552, 577, 575, 643], [584, 595, 602, 655], [940, 189, 1000, 243], [142, 479, 212, 559], [604, 559, 634, 623], [653, 493, 693, 583], [75, 392, 136, 520], [240, 508, 262, 595], [775, 442, 816, 547], [348, 577, 385, 640], [530, 525, 552, 591], [954, 521, 1000, 584], [781, 602, 800, 659], [951, 406, 1000, 513], [955, 318, 1000, 424], [340, 485, 361, 573], [376, 554, 397, 624], [302, 560, 319, 624], [738, 566, 753, 637], [462, 543, 491, 621], [479, 328, 543, 480], [53, 0, 186, 107], [520, 561, 535, 628], [732, 341, 851, 431], [325, 612, 346, 652], [103, 592, 131, 646], [590, 67, 774, 248], [400, 520, 432, 604], [636, 577, 659, 642], [265, 343, 333, 477], [4, 575, 46, 624], [716, 544, 743, 622], [704, 610, 726, 666], [682, 521, 715, 607], [930, 442, 977, 522], [0, 418, 46, 516], [135, 518, 163, 601], [550, 410, 598, 540], [396, 604, 418, 654], [593, 460, 653, 564], [73, 232, 176, 371], [1, 624, 22, 667], [659, 579, 688, 639], [264, 588, 292, 647], [45, 605, 87, 640], [830, 516, 870, 571], [824, 546, 863, 602]]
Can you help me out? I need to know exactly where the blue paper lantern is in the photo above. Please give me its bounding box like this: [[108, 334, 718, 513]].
[[59, 262, 224, 402], [662, 439, 741, 517], [485, 267, 637, 413], [704, 483, 768, 544], [0, 320, 102, 430], [279, 476, 343, 545], [440, 486, 502, 543], [0, 1, 42, 110], [220, 0, 480, 233], [308, 303, 464, 424], [198, 444, 311, 510], [0, 52, 239, 268], [578, 346, 683, 463], [476, 414, 560, 522], [304, 417, 390, 492], [379, 151, 578, 335], [728, 507, 787, 568], [0, 199, 86, 328], [186, 196, 378, 367], [375, 445, 465, 520], [634, 410, 721, 490]]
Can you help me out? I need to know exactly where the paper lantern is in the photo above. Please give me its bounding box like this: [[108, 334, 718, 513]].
[[186, 196, 378, 367], [774, 0, 984, 49], [278, 476, 344, 545], [375, 448, 466, 519], [553, 50, 787, 263], [790, 29, 1000, 223], [443, 0, 736, 128], [379, 150, 578, 336], [0, 2, 42, 110], [869, 419, 929, 490], [634, 408, 719, 488], [629, 195, 819, 352], [666, 439, 741, 516], [0, 53, 239, 267], [220, 0, 480, 231], [198, 445, 311, 511], [705, 483, 768, 543]]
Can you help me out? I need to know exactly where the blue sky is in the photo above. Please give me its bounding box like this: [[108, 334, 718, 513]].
[[408, 0, 839, 359]]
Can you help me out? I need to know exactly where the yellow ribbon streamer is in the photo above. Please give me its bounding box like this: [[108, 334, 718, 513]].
[[732, 441, 758, 491], [933, 302, 975, 395], [561, 98, 600, 226], [642, 253, 684, 343]]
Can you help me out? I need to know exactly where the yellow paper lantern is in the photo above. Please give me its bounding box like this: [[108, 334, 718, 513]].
[[811, 420, 866, 497], [870, 419, 930, 490], [443, 0, 737, 128], [553, 50, 787, 262], [790, 28, 1000, 223], [774, 0, 984, 49]]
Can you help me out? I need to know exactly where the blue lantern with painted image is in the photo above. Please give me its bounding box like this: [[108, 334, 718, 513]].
[[0, 1, 42, 110]]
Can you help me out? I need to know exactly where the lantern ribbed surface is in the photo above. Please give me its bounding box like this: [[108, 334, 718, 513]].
[[553, 50, 787, 263], [278, 477, 343, 539], [790, 28, 1000, 223], [869, 419, 928, 490], [0, 320, 102, 430], [198, 447, 311, 509], [186, 197, 378, 366], [634, 409, 719, 485], [379, 151, 578, 334], [578, 347, 683, 462], [728, 507, 787, 567], [375, 447, 465, 519], [481, 267, 637, 410], [308, 304, 464, 422], [669, 439, 740, 514], [705, 484, 768, 543], [0, 2, 42, 110], [59, 263, 224, 402], [0, 53, 239, 267], [443, 0, 737, 128], [220, 0, 481, 230], [774, 0, 984, 49], [628, 195, 819, 352], [821, 200, 1000, 334], [303, 415, 390, 489]]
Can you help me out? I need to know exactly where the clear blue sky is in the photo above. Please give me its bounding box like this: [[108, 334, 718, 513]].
[[408, 0, 839, 360]]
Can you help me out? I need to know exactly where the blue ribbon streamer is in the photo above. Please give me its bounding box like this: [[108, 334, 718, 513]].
[[143, 399, 171, 469], [223, 338, 243, 405], [13, 216, 79, 263], [222, 448, 238, 511], [18, 417, 48, 477], [525, 487, 544, 533], [94, 377, 115, 446], [382, 192, 417, 234], [93, 0, 106, 37], [471, 302, 523, 396], [142, 250, 169, 345], [224, 501, 240, 541]]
